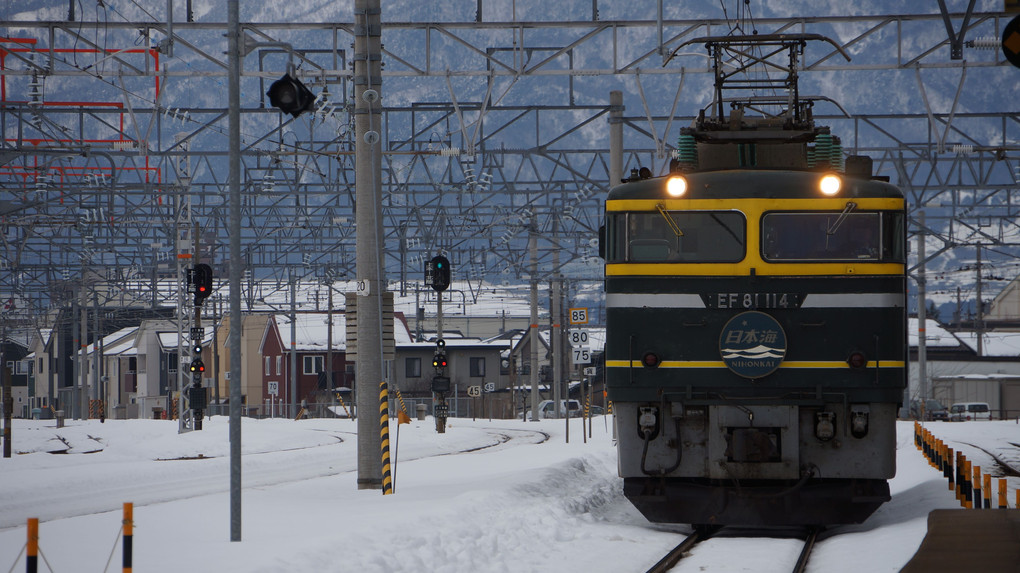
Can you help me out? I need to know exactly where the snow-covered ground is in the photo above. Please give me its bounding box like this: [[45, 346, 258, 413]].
[[1, 415, 1017, 572]]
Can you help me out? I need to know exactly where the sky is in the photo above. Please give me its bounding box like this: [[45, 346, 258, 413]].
[[1, 415, 1017, 572]]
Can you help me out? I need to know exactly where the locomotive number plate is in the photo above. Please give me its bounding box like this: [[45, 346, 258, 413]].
[[703, 292, 802, 309]]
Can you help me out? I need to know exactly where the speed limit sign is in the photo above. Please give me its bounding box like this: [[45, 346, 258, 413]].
[[569, 308, 588, 325], [572, 348, 591, 364], [568, 329, 589, 347]]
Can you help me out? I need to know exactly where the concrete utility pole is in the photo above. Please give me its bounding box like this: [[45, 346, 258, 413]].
[[227, 0, 243, 542], [609, 91, 624, 187], [355, 0, 385, 490], [917, 211, 927, 408], [529, 224, 540, 421], [290, 278, 297, 417]]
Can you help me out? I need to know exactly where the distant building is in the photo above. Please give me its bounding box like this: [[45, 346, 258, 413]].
[[909, 317, 1020, 419]]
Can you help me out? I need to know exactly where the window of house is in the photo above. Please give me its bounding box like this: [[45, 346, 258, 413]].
[[470, 357, 485, 377], [405, 357, 421, 378], [303, 355, 324, 375], [265, 356, 271, 375], [276, 356, 282, 376]]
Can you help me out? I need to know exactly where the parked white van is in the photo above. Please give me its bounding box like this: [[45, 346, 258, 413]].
[[949, 402, 992, 421], [523, 399, 582, 420]]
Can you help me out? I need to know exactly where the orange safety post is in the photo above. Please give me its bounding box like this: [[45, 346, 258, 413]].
[[963, 459, 973, 508], [26, 518, 38, 573], [123, 503, 133, 573], [946, 447, 955, 492], [972, 464, 981, 509], [955, 452, 963, 502], [983, 474, 991, 509], [998, 478, 1008, 509]]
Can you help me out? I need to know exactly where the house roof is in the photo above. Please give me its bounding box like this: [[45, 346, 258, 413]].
[[156, 327, 215, 353], [84, 327, 139, 357], [264, 312, 414, 352]]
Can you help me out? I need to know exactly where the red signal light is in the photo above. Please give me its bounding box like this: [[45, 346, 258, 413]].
[[847, 351, 868, 369]]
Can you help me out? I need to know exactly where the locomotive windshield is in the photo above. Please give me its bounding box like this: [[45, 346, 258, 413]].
[[605, 211, 745, 263], [762, 211, 904, 262]]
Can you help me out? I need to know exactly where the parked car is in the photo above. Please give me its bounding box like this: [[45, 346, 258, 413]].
[[523, 399, 583, 420], [949, 402, 992, 421], [908, 399, 949, 421]]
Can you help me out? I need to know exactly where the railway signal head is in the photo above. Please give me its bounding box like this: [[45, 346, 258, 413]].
[[189, 359, 205, 373], [192, 263, 214, 305], [428, 255, 451, 292], [432, 352, 448, 368], [267, 72, 315, 118]]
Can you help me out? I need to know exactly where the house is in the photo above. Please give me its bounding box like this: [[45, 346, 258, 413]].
[[1, 337, 31, 418], [258, 312, 353, 416], [210, 313, 272, 416], [395, 333, 514, 417], [909, 317, 1020, 418], [509, 325, 606, 410], [83, 326, 138, 419]]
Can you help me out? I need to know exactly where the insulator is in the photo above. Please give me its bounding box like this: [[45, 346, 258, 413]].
[[674, 133, 698, 164], [951, 144, 974, 155], [830, 139, 844, 172], [967, 37, 1000, 50], [440, 147, 461, 156]]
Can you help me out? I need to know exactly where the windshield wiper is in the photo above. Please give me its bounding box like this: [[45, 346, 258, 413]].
[[826, 201, 858, 235], [655, 203, 684, 237]]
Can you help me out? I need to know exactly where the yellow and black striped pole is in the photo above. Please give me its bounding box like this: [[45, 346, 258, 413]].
[[123, 503, 133, 573], [26, 517, 38, 573], [379, 381, 393, 495], [395, 389, 409, 418]]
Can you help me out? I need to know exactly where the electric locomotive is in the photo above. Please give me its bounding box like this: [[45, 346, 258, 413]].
[[601, 36, 906, 527]]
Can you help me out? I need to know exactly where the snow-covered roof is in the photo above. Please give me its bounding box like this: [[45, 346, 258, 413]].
[[954, 331, 1020, 357], [85, 327, 138, 356], [907, 318, 966, 349], [269, 312, 413, 351]]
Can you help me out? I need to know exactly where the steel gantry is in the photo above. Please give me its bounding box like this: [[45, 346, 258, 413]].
[[1, 4, 1018, 326]]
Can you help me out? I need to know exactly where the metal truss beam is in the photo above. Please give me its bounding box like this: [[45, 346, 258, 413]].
[[1, 8, 1017, 323]]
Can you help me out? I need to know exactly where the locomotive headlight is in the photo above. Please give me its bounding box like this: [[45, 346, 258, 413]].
[[666, 176, 688, 197], [815, 411, 835, 441], [819, 174, 842, 195], [641, 351, 661, 368]]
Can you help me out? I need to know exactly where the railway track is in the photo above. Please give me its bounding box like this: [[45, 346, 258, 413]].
[[645, 526, 822, 573]]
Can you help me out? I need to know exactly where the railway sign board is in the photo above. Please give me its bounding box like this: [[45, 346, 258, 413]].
[[572, 348, 591, 364], [583, 367, 597, 376], [268, 381, 279, 396], [568, 307, 588, 325], [1004, 15, 1020, 69], [467, 385, 482, 397], [484, 382, 495, 393], [568, 329, 589, 347]]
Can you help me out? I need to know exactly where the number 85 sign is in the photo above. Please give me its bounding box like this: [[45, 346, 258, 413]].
[[569, 308, 588, 325]]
